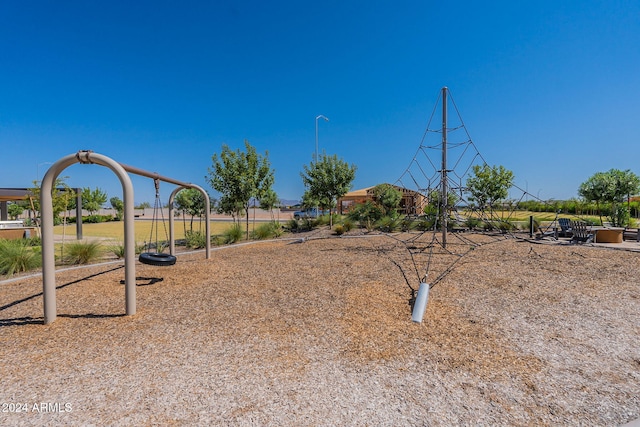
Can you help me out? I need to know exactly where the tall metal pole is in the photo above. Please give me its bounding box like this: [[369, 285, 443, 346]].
[[441, 87, 448, 248]]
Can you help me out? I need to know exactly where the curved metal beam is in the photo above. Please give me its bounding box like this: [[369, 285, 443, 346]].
[[41, 151, 136, 324]]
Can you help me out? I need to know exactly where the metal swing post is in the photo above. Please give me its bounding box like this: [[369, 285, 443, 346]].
[[441, 87, 448, 249]]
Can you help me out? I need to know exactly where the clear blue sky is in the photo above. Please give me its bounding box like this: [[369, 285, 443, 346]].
[[2, 1, 639, 205]]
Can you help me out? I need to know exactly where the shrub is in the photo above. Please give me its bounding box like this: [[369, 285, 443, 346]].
[[609, 204, 630, 227], [482, 221, 496, 231], [185, 230, 207, 249], [252, 222, 281, 240], [109, 243, 126, 259], [223, 223, 243, 244], [375, 216, 402, 232], [261, 221, 283, 238], [334, 225, 345, 235], [401, 217, 418, 231], [348, 201, 383, 227], [0, 239, 41, 276], [416, 217, 435, 231], [496, 219, 515, 233], [285, 218, 300, 232], [62, 241, 103, 265], [25, 236, 41, 246], [301, 218, 315, 231], [109, 242, 146, 258], [464, 217, 481, 230], [271, 222, 283, 238], [314, 214, 331, 226], [78, 215, 113, 224], [340, 217, 355, 232]]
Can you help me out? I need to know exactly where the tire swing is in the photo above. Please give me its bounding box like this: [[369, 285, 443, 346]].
[[139, 179, 177, 267]]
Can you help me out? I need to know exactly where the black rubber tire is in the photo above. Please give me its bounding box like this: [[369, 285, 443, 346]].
[[138, 252, 177, 267]]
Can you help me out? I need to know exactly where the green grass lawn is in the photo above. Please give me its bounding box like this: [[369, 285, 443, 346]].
[[461, 210, 601, 224], [53, 219, 268, 242]]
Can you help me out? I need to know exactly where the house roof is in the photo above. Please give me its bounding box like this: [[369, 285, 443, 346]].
[[342, 186, 375, 197]]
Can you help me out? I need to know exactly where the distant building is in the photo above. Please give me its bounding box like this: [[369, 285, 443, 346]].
[[338, 184, 427, 215]]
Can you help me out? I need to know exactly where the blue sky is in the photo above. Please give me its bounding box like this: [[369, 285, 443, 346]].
[[2, 1, 639, 205]]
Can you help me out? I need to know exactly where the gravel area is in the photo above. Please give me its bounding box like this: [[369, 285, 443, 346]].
[[1, 230, 639, 426]]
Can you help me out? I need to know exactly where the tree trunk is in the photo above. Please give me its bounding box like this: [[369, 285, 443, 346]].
[[245, 207, 250, 240]]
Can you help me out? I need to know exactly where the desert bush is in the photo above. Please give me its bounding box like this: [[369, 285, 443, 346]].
[[496, 219, 516, 233], [25, 236, 42, 246], [340, 217, 355, 232], [416, 217, 435, 231], [252, 222, 281, 240], [285, 218, 299, 232], [109, 243, 126, 259], [347, 201, 383, 228], [61, 241, 103, 265], [109, 242, 149, 258], [375, 216, 402, 232], [464, 217, 481, 230], [185, 230, 207, 249], [314, 214, 331, 226], [285, 218, 315, 233], [69, 215, 114, 224], [609, 204, 630, 227], [401, 217, 418, 231], [301, 218, 315, 231], [482, 221, 496, 231], [223, 223, 243, 244], [334, 225, 345, 235], [0, 239, 41, 276], [263, 221, 284, 238]]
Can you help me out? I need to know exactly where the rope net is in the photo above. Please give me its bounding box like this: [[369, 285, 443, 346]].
[[381, 88, 582, 295]]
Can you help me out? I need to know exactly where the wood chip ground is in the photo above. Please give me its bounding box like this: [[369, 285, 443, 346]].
[[1, 230, 639, 426]]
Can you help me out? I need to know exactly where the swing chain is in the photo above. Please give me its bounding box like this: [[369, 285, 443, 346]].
[[147, 178, 169, 253]]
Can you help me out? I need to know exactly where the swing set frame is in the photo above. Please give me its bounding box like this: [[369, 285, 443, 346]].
[[40, 150, 210, 324]]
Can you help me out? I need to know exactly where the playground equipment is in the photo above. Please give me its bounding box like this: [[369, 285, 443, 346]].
[[40, 150, 210, 324], [138, 178, 177, 266]]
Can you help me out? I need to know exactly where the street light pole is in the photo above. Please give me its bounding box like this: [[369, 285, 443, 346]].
[[315, 115, 329, 163]]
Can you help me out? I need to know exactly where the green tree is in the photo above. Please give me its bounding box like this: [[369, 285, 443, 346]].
[[425, 189, 459, 226], [258, 188, 279, 221], [347, 200, 383, 230], [301, 153, 357, 228], [29, 178, 75, 225], [372, 184, 402, 217], [82, 187, 108, 215], [110, 196, 124, 221], [207, 140, 275, 239], [578, 169, 640, 226], [466, 164, 514, 214], [7, 203, 24, 220], [300, 191, 325, 210], [174, 188, 209, 232]]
